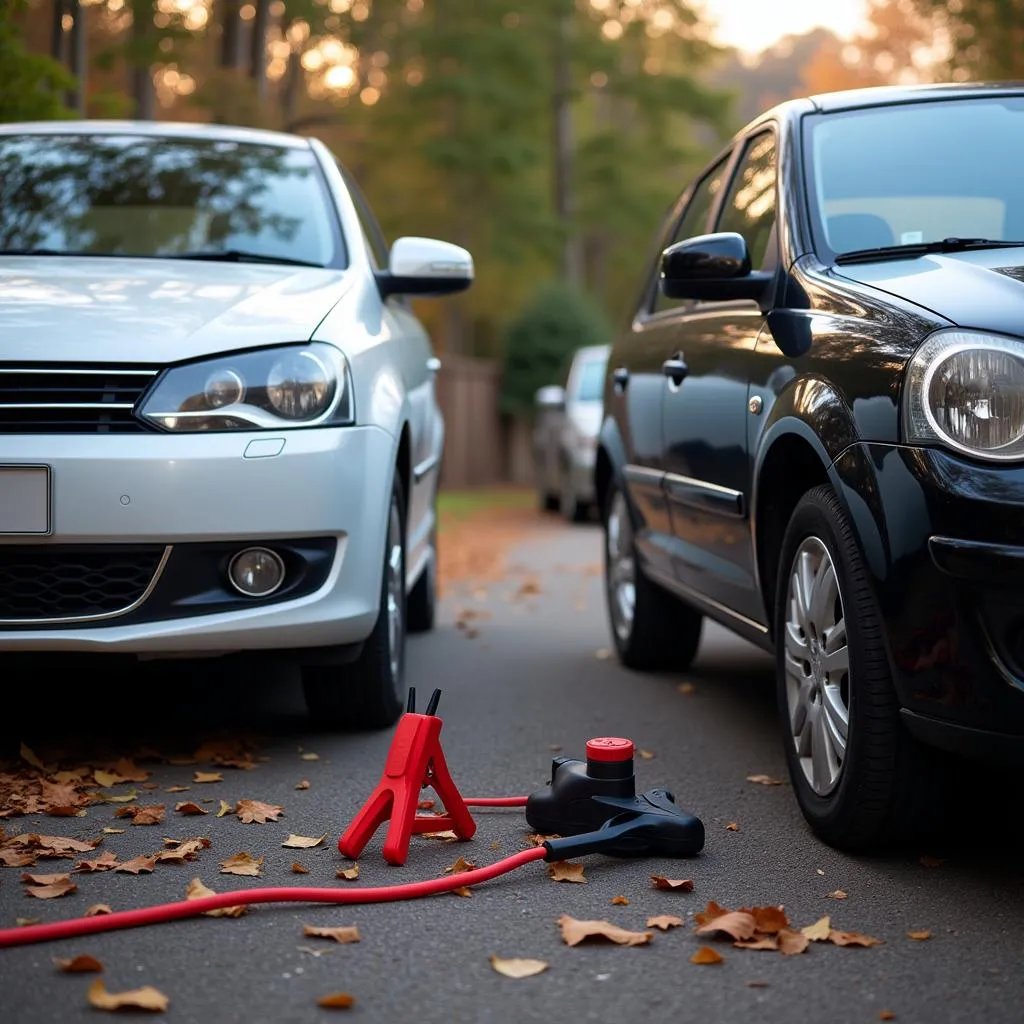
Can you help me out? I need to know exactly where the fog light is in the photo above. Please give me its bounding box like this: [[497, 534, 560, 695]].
[[227, 547, 286, 597]]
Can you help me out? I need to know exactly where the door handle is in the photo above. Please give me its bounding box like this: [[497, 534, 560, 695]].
[[426, 356, 442, 374], [661, 355, 689, 385], [612, 366, 629, 391]]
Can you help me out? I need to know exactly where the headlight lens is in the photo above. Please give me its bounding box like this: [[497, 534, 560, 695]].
[[904, 329, 1024, 460], [138, 343, 353, 432]]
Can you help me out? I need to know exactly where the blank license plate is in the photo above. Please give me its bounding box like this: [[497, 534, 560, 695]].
[[0, 465, 51, 535]]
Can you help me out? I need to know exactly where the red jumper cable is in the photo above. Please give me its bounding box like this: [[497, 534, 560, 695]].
[[0, 688, 704, 950]]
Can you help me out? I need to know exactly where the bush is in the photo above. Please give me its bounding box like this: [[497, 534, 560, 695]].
[[0, 1, 75, 124], [499, 280, 613, 416]]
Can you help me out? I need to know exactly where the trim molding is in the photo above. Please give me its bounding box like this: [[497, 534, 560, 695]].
[[664, 471, 744, 518]]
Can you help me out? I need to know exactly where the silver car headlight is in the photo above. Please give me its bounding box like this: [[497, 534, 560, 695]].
[[138, 343, 354, 432], [903, 329, 1024, 461]]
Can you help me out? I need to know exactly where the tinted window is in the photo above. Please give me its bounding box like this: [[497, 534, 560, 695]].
[[716, 132, 777, 270], [0, 133, 345, 267], [805, 97, 1024, 255], [572, 356, 608, 401], [653, 157, 730, 312]]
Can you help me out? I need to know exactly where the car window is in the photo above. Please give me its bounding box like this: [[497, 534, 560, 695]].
[[572, 357, 608, 402], [715, 131, 777, 271], [0, 133, 346, 267], [336, 161, 389, 269], [652, 156, 730, 313]]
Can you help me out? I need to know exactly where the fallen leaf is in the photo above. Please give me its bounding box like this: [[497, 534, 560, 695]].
[[421, 830, 458, 841], [96, 789, 138, 805], [694, 902, 757, 941], [677, 682, 696, 695], [317, 992, 355, 1009], [594, 648, 611, 660], [816, 868, 826, 875], [193, 772, 223, 784], [515, 579, 541, 597], [879, 1012, 896, 1021], [829, 929, 884, 947], [777, 929, 810, 955], [0, 848, 36, 867], [165, 786, 189, 794], [525, 833, 560, 846], [156, 837, 211, 864], [11, 833, 100, 855], [55, 954, 103, 973], [20, 742, 46, 771], [292, 863, 309, 874], [919, 855, 945, 868], [610, 896, 630, 906], [91, 771, 125, 788], [25, 879, 77, 899], [16, 917, 40, 926], [337, 864, 359, 881], [637, 749, 655, 760], [691, 946, 724, 965], [22, 870, 71, 885], [746, 980, 770, 988], [109, 759, 151, 783], [907, 930, 931, 941], [417, 799, 435, 810], [489, 955, 549, 978], [185, 877, 247, 917], [174, 802, 208, 816], [216, 800, 233, 817], [444, 855, 477, 874], [826, 890, 848, 900], [87, 978, 168, 1013], [114, 855, 158, 875], [547, 861, 586, 884], [74, 851, 120, 873], [557, 915, 652, 947], [300, 752, 320, 761], [235, 799, 283, 824], [303, 924, 361, 944], [734, 936, 778, 951], [85, 904, 112, 916], [725, 823, 739, 831], [295, 780, 310, 791], [802, 916, 832, 941], [101, 828, 124, 835], [282, 833, 326, 849], [452, 885, 472, 897], [647, 915, 683, 930], [650, 875, 694, 892], [219, 852, 263, 877], [118, 804, 165, 826], [746, 774, 785, 786]]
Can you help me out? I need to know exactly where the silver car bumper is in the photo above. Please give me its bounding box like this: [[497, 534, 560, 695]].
[[0, 425, 396, 655]]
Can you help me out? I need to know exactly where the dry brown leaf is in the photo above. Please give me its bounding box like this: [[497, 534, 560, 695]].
[[291, 863, 309, 874], [16, 917, 40, 926], [25, 879, 77, 899], [421, 830, 458, 841], [829, 929, 884, 947], [691, 946, 724, 965], [879, 1012, 896, 1021], [55, 954, 103, 973], [725, 823, 739, 831], [919, 855, 945, 868], [165, 786, 189, 794], [907, 930, 931, 941], [156, 837, 211, 864], [337, 864, 359, 881], [638, 750, 655, 760], [114, 855, 158, 875], [0, 848, 36, 867], [742, 906, 789, 934], [802, 916, 832, 941], [516, 579, 541, 598], [826, 890, 848, 900], [303, 924, 361, 944], [647, 915, 683, 931], [185, 877, 247, 917], [22, 870, 71, 885], [746, 980, 771, 988], [777, 929, 810, 955], [96, 789, 138, 805], [452, 885, 472, 898], [119, 804, 165, 826], [282, 833, 326, 849], [193, 772, 223, 784], [444, 856, 476, 874], [557, 915, 652, 947], [11, 833, 100, 855], [610, 895, 630, 906], [235, 799, 283, 824], [20, 742, 46, 771], [317, 992, 355, 1009], [109, 759, 151, 783], [85, 904, 112, 916], [174, 802, 208, 816], [295, 780, 310, 791], [594, 648, 612, 660], [677, 682, 696, 695], [746, 774, 785, 786], [219, 852, 263, 877], [525, 833, 559, 846], [734, 936, 778, 951], [650, 875, 694, 893], [87, 978, 168, 1013], [693, 901, 757, 941], [547, 861, 586, 884], [101, 828, 124, 835], [75, 851, 120, 873], [489, 956, 549, 978]]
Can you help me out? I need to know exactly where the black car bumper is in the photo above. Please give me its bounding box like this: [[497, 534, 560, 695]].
[[832, 442, 1024, 760]]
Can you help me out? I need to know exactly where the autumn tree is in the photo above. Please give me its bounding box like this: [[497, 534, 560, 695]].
[[910, 0, 1024, 79], [0, 0, 76, 123]]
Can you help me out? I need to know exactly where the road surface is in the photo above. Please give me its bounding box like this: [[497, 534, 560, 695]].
[[1, 521, 1022, 1023]]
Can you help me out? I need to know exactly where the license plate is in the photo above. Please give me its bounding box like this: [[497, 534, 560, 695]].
[[0, 465, 51, 535]]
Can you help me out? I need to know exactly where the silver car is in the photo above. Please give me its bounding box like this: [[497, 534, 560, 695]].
[[533, 344, 609, 521], [0, 120, 473, 729]]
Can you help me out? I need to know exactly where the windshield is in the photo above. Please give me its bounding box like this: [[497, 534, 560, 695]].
[[0, 133, 345, 267], [804, 97, 1024, 257], [573, 356, 608, 402]]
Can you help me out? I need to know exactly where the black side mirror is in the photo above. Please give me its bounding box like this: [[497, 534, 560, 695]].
[[660, 231, 774, 305]]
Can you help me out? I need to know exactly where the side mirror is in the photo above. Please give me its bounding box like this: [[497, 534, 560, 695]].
[[660, 231, 774, 305], [378, 236, 474, 298], [535, 385, 566, 411]]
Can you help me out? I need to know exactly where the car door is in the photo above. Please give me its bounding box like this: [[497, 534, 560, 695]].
[[340, 166, 440, 579], [658, 129, 779, 627], [613, 153, 734, 580]]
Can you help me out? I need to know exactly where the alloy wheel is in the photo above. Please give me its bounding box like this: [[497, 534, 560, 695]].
[[605, 490, 636, 643]]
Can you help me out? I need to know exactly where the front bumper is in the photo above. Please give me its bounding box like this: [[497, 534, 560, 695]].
[[0, 425, 396, 655], [833, 442, 1024, 756]]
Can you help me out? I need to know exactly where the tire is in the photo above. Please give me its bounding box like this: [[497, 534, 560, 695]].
[[774, 484, 940, 850], [540, 489, 559, 513], [407, 518, 436, 634], [603, 478, 702, 671], [302, 472, 407, 730]]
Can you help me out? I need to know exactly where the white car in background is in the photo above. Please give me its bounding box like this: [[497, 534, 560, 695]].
[[0, 120, 473, 729]]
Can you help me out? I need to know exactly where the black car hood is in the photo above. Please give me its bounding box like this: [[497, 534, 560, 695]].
[[834, 246, 1024, 336]]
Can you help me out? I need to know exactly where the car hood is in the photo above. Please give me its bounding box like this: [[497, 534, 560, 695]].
[[835, 246, 1024, 336], [0, 257, 352, 364]]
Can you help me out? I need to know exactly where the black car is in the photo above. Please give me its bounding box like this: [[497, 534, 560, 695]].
[[596, 83, 1024, 851]]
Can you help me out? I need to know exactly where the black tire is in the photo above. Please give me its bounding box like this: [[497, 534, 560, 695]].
[[603, 478, 702, 671], [540, 490, 559, 513], [407, 519, 436, 634], [302, 473, 406, 730], [774, 484, 941, 850]]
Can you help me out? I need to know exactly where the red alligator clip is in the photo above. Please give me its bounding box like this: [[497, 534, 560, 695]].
[[339, 688, 476, 866]]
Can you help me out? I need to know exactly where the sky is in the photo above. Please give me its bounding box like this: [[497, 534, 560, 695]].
[[697, 0, 870, 54]]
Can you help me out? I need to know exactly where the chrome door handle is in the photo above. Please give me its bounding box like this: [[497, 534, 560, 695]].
[[426, 356, 442, 374], [661, 355, 689, 385]]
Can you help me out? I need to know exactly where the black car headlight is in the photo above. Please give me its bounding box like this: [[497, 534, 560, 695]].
[[137, 343, 354, 431]]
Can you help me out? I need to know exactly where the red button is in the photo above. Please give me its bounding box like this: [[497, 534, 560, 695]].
[[586, 737, 635, 762]]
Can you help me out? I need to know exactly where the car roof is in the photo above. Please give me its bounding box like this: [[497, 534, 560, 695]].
[[0, 119, 311, 149]]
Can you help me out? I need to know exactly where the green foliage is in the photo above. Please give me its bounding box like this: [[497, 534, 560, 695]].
[[499, 280, 613, 416], [0, 0, 76, 123], [910, 0, 1024, 79]]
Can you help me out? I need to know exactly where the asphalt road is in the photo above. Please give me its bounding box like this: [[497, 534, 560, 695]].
[[2, 521, 1023, 1024]]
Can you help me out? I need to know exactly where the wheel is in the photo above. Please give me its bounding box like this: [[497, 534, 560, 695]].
[[603, 479, 702, 671], [407, 518, 436, 633], [560, 468, 590, 524], [540, 488, 559, 513], [302, 472, 406, 730], [775, 484, 939, 850]]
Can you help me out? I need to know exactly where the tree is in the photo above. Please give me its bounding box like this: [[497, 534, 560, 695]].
[[0, 0, 76, 123], [909, 0, 1024, 80]]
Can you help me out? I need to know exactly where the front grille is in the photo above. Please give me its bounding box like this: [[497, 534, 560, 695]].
[[0, 365, 160, 433], [0, 545, 167, 622]]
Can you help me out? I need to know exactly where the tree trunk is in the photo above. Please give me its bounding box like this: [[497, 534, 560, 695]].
[[249, 0, 269, 100], [66, 0, 86, 115], [552, 5, 583, 287], [220, 0, 241, 69], [50, 0, 65, 63], [130, 0, 154, 119]]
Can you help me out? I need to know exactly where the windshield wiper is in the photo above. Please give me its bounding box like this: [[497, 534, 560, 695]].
[[166, 249, 324, 268], [835, 237, 1024, 266]]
